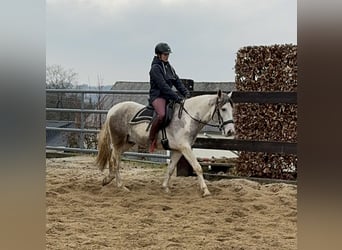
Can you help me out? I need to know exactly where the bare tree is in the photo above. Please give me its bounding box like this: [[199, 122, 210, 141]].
[[96, 73, 105, 128], [46, 64, 78, 89], [46, 64, 79, 122], [46, 64, 78, 110]]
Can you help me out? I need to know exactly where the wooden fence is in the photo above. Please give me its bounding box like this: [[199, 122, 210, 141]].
[[177, 91, 297, 176]]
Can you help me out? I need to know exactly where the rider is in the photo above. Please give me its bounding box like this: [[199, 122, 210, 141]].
[[148, 42, 190, 152]]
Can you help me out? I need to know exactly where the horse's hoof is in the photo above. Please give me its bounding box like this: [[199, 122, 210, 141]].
[[102, 176, 115, 186], [122, 186, 130, 192], [102, 179, 109, 186], [163, 187, 171, 194], [202, 190, 211, 197]]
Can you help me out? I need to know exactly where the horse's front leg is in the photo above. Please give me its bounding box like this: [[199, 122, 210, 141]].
[[162, 150, 182, 193], [180, 146, 211, 197]]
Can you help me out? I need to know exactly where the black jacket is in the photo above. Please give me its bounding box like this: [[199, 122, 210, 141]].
[[149, 56, 189, 104]]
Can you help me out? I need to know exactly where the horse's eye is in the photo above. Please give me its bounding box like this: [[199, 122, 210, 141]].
[[221, 108, 227, 112]]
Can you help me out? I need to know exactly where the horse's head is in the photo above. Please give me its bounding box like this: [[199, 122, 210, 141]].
[[211, 90, 235, 137]]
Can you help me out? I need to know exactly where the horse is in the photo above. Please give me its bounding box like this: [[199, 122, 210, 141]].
[[95, 90, 235, 197]]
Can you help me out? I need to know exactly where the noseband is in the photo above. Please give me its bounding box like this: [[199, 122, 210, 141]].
[[178, 97, 234, 131]]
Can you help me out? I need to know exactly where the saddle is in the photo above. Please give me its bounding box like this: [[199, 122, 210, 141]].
[[129, 101, 176, 150], [130, 101, 176, 128]]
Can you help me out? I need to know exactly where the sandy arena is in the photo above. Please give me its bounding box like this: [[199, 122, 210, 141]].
[[46, 155, 297, 249]]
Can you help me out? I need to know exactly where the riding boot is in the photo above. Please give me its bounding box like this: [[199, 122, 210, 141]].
[[149, 118, 163, 153]]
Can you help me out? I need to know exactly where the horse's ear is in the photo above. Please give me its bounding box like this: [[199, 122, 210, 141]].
[[228, 91, 234, 107], [217, 89, 222, 98]]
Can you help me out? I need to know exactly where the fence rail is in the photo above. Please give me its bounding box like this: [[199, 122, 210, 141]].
[[46, 89, 149, 94], [46, 89, 162, 159], [193, 91, 297, 104], [46, 127, 100, 133], [46, 89, 297, 103], [45, 146, 169, 159], [194, 138, 296, 154], [230, 91, 297, 104], [46, 108, 109, 114], [46, 89, 297, 160]]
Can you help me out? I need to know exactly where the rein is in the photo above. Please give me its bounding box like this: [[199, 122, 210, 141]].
[[178, 98, 234, 131]]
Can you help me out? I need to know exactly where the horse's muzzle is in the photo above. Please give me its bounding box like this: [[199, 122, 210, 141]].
[[224, 129, 235, 137], [223, 123, 235, 137]]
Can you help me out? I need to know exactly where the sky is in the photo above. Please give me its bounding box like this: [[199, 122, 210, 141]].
[[46, 0, 297, 86]]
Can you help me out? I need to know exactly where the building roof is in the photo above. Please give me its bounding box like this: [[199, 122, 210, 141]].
[[105, 81, 235, 107], [194, 82, 236, 92], [86, 81, 235, 128]]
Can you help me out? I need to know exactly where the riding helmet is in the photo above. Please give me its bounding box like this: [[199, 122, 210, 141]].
[[155, 42, 172, 54]]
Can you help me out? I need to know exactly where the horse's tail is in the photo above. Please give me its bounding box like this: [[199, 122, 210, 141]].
[[96, 120, 111, 171]]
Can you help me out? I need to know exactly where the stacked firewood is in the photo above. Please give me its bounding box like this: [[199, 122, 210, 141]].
[[234, 44, 297, 180]]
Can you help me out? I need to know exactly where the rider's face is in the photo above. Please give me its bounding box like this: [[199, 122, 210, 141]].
[[160, 53, 169, 62]]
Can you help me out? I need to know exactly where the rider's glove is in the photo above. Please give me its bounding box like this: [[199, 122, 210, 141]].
[[175, 96, 184, 104]]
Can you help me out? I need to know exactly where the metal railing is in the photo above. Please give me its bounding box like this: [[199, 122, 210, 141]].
[[46, 89, 169, 160], [46, 88, 298, 157]]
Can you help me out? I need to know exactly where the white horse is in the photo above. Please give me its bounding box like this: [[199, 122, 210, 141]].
[[96, 90, 234, 197]]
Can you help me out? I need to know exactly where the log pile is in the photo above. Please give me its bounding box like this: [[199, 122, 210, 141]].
[[234, 44, 297, 180]]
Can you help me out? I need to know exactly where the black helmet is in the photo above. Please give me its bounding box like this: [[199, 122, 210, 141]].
[[155, 42, 172, 54]]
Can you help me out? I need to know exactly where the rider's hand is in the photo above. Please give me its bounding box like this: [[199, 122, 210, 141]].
[[175, 97, 184, 104]]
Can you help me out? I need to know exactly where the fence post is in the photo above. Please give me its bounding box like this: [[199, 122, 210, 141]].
[[180, 79, 194, 95], [176, 156, 194, 176], [79, 92, 85, 149]]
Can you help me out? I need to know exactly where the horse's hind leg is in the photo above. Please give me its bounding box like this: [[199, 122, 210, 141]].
[[162, 150, 182, 193], [102, 148, 117, 186], [180, 146, 211, 197], [112, 150, 127, 191], [102, 143, 129, 188], [102, 147, 129, 191], [113, 142, 133, 191]]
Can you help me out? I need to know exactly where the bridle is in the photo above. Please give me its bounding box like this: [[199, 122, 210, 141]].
[[211, 97, 234, 131], [178, 97, 234, 132]]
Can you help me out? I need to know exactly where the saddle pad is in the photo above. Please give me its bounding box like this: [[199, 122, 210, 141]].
[[129, 107, 154, 124]]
